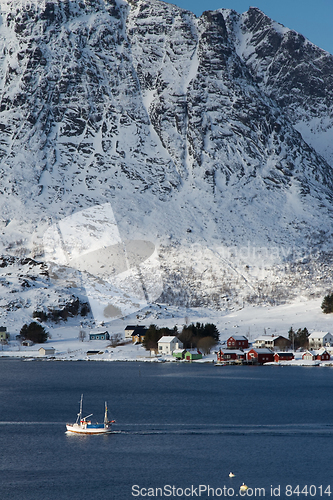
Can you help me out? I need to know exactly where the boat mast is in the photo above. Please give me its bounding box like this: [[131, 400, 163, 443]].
[[76, 394, 83, 424], [104, 401, 108, 425]]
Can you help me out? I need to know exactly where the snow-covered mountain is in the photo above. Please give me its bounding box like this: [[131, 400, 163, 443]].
[[0, 0, 332, 328], [223, 7, 333, 168]]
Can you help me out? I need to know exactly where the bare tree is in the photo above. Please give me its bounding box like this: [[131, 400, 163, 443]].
[[197, 336, 217, 355], [78, 329, 86, 342], [109, 333, 122, 347]]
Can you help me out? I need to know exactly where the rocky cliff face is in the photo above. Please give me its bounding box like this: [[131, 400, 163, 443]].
[[222, 7, 333, 167], [0, 0, 332, 324]]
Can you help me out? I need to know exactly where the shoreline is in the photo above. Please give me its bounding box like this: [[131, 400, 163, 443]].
[[1, 353, 333, 367]]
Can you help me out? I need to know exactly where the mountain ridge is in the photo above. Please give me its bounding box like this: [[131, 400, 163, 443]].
[[222, 6, 333, 166]]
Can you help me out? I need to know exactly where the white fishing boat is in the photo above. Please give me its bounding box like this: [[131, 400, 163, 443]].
[[66, 394, 115, 435]]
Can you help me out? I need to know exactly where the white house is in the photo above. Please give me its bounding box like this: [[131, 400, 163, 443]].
[[158, 336, 183, 355], [124, 325, 136, 339], [308, 332, 333, 349], [253, 335, 291, 350], [39, 346, 55, 356]]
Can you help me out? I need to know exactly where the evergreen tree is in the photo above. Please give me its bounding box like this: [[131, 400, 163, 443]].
[[297, 327, 309, 348], [178, 322, 219, 348], [178, 327, 194, 349], [202, 323, 219, 342], [288, 327, 295, 348], [321, 293, 333, 314], [20, 322, 48, 343], [288, 326, 309, 349], [142, 324, 160, 350]]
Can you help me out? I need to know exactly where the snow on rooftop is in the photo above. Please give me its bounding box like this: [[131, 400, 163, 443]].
[[158, 335, 179, 342], [250, 347, 274, 353], [254, 335, 284, 341], [308, 331, 330, 339]]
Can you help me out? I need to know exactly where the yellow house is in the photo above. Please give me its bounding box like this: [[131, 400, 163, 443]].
[[131, 326, 147, 343], [0, 327, 8, 341]]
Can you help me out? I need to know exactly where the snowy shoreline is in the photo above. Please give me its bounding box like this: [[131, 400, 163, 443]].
[[1, 298, 332, 366], [1, 349, 333, 368]]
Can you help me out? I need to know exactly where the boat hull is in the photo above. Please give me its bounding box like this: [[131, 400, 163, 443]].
[[66, 424, 113, 435]]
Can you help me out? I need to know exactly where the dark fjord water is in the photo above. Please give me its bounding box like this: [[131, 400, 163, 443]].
[[0, 360, 332, 500]]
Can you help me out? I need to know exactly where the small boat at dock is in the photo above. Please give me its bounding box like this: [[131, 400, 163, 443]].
[[66, 394, 115, 435]]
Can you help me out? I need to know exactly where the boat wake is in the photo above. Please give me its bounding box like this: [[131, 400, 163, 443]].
[[1, 422, 332, 437], [115, 423, 333, 437]]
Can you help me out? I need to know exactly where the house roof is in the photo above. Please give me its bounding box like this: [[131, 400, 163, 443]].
[[249, 348, 274, 354], [302, 350, 329, 356], [228, 336, 247, 341], [158, 336, 179, 343], [312, 349, 330, 355], [254, 335, 289, 342], [316, 347, 330, 353], [275, 352, 294, 357], [308, 331, 330, 339], [254, 335, 279, 341], [133, 327, 147, 333], [125, 325, 146, 331], [220, 349, 244, 355]]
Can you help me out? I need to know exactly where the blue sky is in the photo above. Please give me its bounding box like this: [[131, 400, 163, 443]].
[[165, 0, 333, 54]]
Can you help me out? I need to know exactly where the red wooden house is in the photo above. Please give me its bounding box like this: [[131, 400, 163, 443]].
[[247, 348, 274, 364], [227, 336, 249, 349], [217, 349, 245, 363], [317, 350, 331, 361], [302, 350, 330, 361], [274, 352, 294, 362]]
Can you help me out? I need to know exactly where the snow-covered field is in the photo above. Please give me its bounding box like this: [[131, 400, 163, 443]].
[[1, 297, 332, 366]]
